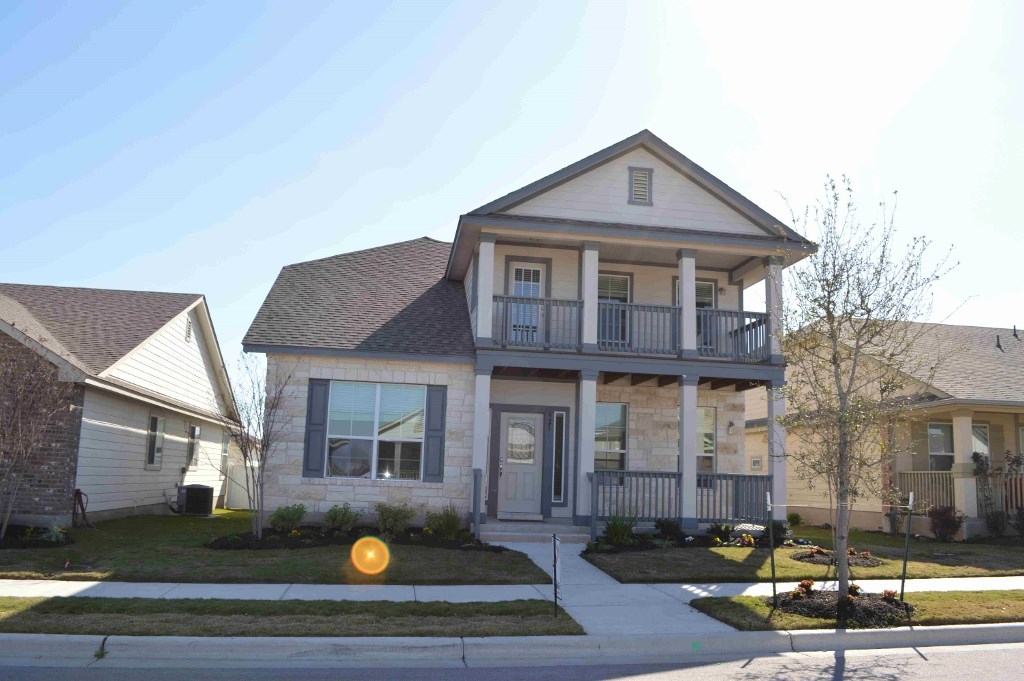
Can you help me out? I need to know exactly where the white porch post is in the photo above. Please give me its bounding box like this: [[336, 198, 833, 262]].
[[581, 242, 600, 352], [577, 369, 598, 519], [766, 379, 788, 521], [952, 410, 979, 519], [679, 375, 698, 527], [677, 249, 697, 358], [476, 235, 495, 344], [764, 256, 784, 363], [471, 369, 491, 474]]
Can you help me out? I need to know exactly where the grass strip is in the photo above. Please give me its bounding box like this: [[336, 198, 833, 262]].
[[690, 590, 1024, 631], [0, 597, 583, 637]]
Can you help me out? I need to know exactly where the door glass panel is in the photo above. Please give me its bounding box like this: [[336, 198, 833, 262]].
[[506, 418, 536, 464], [598, 274, 630, 347]]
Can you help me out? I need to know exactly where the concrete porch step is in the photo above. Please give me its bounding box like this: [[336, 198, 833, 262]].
[[478, 521, 590, 544], [480, 531, 591, 544]]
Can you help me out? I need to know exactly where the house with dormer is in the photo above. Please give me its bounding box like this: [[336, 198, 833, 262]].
[[244, 130, 816, 539]]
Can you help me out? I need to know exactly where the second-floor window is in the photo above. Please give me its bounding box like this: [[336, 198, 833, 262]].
[[509, 263, 545, 344], [928, 423, 953, 471], [598, 274, 630, 347]]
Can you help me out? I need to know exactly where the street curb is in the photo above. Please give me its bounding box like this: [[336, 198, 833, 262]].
[[0, 624, 1022, 668]]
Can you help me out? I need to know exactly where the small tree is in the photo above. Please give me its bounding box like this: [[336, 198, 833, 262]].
[[0, 332, 79, 539], [226, 353, 294, 539], [782, 176, 954, 599]]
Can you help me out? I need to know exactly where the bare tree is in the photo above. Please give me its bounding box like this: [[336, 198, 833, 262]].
[[781, 176, 955, 601], [224, 353, 294, 539], [0, 332, 79, 539]]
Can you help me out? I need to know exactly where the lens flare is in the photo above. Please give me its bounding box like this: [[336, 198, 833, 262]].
[[350, 537, 390, 575]]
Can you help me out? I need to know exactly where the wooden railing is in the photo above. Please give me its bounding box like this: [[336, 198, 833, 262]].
[[896, 471, 955, 511], [597, 302, 679, 354], [989, 472, 1024, 513], [696, 473, 773, 524], [589, 470, 683, 540], [697, 309, 769, 362], [492, 296, 582, 350]]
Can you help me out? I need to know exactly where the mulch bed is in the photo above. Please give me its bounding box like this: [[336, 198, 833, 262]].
[[792, 548, 885, 568], [583, 534, 718, 555], [205, 527, 507, 553], [769, 591, 913, 628], [0, 525, 75, 550]]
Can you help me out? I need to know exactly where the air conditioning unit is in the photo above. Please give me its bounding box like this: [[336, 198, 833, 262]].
[[177, 484, 214, 516]]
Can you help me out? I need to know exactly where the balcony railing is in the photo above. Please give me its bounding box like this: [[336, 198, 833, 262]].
[[491, 296, 771, 362], [696, 473, 773, 524], [896, 471, 955, 512], [492, 295, 582, 350]]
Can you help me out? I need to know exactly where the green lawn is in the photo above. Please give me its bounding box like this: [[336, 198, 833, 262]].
[[0, 597, 582, 637], [0, 511, 549, 585], [584, 526, 1024, 583], [691, 590, 1024, 631]]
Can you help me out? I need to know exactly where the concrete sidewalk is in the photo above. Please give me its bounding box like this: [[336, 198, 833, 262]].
[[3, 541, 1024, 637]]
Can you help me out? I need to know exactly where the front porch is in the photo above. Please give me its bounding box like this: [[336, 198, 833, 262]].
[[467, 363, 787, 537]]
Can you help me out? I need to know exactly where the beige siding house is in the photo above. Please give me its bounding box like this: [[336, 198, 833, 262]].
[[745, 322, 1024, 538], [0, 285, 238, 525], [246, 130, 816, 539]]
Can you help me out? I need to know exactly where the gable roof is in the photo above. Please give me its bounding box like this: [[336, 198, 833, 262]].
[[0, 283, 202, 375], [889, 321, 1024, 404], [244, 237, 475, 359], [470, 129, 813, 245]]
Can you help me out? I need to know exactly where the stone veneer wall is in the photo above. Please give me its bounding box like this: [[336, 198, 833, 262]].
[[595, 382, 746, 473], [264, 354, 476, 519]]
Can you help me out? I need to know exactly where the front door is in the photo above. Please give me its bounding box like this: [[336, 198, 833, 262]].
[[497, 412, 544, 517]]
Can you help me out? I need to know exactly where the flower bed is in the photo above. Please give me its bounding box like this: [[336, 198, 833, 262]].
[[768, 578, 911, 628], [205, 527, 506, 553], [0, 525, 74, 550], [792, 546, 885, 568]]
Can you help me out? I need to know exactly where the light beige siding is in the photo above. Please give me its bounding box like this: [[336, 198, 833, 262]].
[[506, 148, 768, 236], [104, 308, 226, 414], [74, 388, 228, 514]]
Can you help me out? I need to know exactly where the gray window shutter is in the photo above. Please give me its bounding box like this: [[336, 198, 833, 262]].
[[302, 379, 330, 478], [422, 385, 447, 483]]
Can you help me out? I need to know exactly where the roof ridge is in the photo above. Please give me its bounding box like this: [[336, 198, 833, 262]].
[[282, 236, 452, 269]]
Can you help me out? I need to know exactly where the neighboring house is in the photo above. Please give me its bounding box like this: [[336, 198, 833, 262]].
[[0, 284, 238, 525], [745, 322, 1024, 538], [244, 130, 816, 535]]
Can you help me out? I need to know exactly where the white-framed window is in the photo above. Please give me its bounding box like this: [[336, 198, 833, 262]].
[[673, 280, 717, 308], [598, 273, 631, 347], [185, 423, 200, 471], [697, 406, 716, 476], [326, 382, 426, 481], [552, 411, 567, 503], [509, 263, 545, 345], [145, 415, 165, 469], [750, 457, 762, 472], [628, 167, 653, 205], [220, 431, 231, 474], [972, 424, 990, 456], [595, 403, 627, 472], [510, 263, 544, 298], [928, 422, 954, 471]]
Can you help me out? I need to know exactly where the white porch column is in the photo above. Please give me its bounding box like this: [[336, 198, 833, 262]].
[[475, 235, 495, 344], [577, 369, 598, 518], [679, 375, 698, 527], [471, 369, 491, 474], [766, 380, 788, 521], [677, 249, 697, 358], [952, 410, 979, 518], [764, 256, 784, 363], [581, 242, 600, 352]]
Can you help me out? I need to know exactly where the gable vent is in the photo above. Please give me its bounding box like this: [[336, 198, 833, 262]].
[[185, 317, 193, 342], [628, 167, 652, 205]]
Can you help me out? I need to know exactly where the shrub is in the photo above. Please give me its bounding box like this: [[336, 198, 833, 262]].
[[654, 519, 684, 542], [796, 579, 815, 595], [787, 512, 802, 527], [927, 506, 966, 542], [425, 503, 464, 541], [763, 520, 790, 548], [41, 522, 67, 545], [1010, 507, 1024, 538], [985, 510, 1008, 538], [882, 589, 899, 602], [848, 583, 862, 596], [375, 502, 416, 540], [707, 523, 734, 543], [603, 513, 638, 547], [268, 504, 306, 533], [323, 503, 362, 535]]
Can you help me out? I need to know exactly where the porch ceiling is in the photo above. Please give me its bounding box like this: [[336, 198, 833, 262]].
[[488, 365, 766, 391]]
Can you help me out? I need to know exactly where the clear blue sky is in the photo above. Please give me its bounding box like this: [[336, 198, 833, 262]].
[[2, 1, 1021, 372]]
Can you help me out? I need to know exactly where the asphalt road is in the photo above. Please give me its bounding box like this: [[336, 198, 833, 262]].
[[2, 643, 1023, 680]]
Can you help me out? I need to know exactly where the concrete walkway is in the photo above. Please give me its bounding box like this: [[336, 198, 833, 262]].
[[3, 543, 1024, 636]]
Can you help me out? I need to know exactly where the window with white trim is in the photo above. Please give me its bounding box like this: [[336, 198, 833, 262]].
[[326, 382, 426, 480], [146, 415, 165, 468], [185, 423, 199, 470], [928, 422, 953, 471], [972, 424, 990, 456], [220, 431, 230, 474], [595, 403, 627, 471], [598, 274, 631, 347], [697, 407, 716, 475], [750, 457, 762, 472]]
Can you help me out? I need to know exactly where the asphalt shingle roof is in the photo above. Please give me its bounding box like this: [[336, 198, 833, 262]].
[[0, 284, 201, 375], [244, 237, 475, 358], [894, 321, 1024, 403]]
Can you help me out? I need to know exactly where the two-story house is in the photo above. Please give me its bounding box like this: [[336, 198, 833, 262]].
[[244, 130, 816, 539]]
